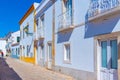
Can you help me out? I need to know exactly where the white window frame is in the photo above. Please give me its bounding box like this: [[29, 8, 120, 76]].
[[40, 44, 44, 59], [95, 34, 119, 80], [63, 43, 71, 63], [61, 0, 74, 27], [62, 0, 73, 12], [40, 15, 44, 28], [47, 42, 52, 61]]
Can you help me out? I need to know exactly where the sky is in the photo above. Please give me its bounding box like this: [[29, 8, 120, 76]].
[[0, 0, 41, 37]]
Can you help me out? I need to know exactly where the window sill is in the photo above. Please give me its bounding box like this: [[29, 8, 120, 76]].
[[63, 60, 71, 64]]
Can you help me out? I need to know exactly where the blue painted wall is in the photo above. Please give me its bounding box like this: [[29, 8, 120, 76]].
[[11, 45, 20, 59], [11, 55, 19, 59]]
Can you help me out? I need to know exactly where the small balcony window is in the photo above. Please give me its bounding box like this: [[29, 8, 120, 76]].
[[58, 0, 73, 33], [37, 15, 45, 39]]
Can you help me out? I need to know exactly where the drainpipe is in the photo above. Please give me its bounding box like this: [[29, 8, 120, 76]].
[[33, 8, 37, 65], [52, 0, 55, 67]]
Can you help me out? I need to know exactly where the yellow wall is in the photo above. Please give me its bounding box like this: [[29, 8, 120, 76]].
[[20, 41, 37, 64], [21, 56, 35, 64], [20, 43, 36, 64], [19, 5, 37, 65]]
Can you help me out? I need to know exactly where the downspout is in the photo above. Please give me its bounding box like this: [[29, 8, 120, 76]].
[[33, 8, 37, 65], [52, 0, 55, 67]]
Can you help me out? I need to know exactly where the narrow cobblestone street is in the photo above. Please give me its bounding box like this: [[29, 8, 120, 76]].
[[0, 57, 74, 80]]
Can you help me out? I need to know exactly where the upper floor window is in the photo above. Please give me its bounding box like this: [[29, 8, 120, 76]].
[[24, 24, 29, 35], [17, 37, 20, 42], [37, 15, 44, 30], [62, 0, 73, 25], [23, 31, 25, 39], [40, 15, 44, 28], [22, 27, 25, 39], [20, 30, 22, 40], [37, 15, 45, 38], [63, 0, 72, 11], [36, 19, 39, 28]]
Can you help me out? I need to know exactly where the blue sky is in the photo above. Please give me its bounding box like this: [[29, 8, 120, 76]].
[[0, 0, 41, 37]]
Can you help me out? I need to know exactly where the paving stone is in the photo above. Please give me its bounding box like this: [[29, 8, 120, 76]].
[[0, 57, 74, 80]]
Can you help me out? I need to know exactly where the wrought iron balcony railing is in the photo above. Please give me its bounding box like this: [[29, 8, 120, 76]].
[[58, 9, 74, 33], [88, 0, 120, 21]]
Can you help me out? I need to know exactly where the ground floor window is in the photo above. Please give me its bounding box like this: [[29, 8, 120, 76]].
[[64, 43, 71, 63], [101, 39, 118, 69], [12, 49, 14, 55], [98, 38, 118, 80], [16, 48, 17, 55], [23, 46, 25, 57], [110, 40, 118, 69], [26, 45, 30, 57], [18, 48, 20, 56], [40, 44, 44, 59], [48, 43, 52, 60]]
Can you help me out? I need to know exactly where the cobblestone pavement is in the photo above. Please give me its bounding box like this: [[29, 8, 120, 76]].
[[0, 57, 74, 80]]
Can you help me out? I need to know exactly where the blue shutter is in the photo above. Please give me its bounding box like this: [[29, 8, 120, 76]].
[[110, 40, 118, 69], [101, 41, 107, 68]]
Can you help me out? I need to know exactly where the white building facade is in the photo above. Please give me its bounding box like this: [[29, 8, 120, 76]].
[[35, 0, 54, 68], [35, 0, 120, 80], [19, 3, 39, 64], [0, 38, 7, 57], [5, 32, 13, 56], [11, 31, 20, 59]]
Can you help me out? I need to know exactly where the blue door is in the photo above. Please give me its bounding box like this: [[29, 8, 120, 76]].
[[100, 39, 118, 80]]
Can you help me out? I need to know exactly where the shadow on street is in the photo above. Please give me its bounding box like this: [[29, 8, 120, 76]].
[[0, 58, 22, 80]]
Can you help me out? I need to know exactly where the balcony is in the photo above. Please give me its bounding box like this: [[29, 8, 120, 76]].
[[58, 9, 74, 33], [87, 0, 120, 22]]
